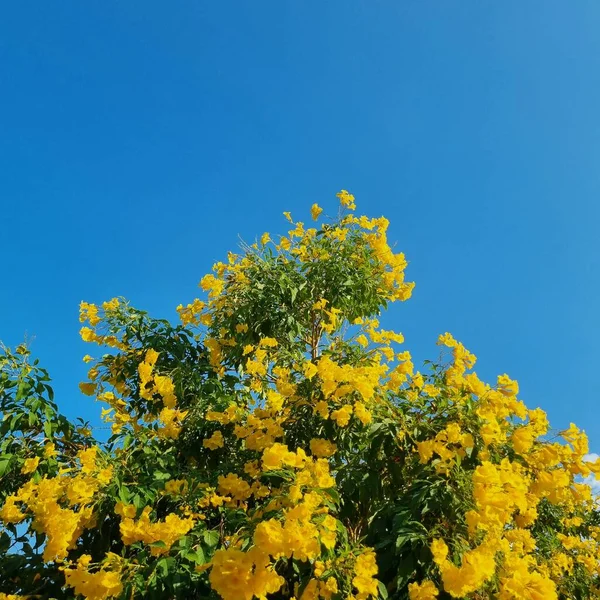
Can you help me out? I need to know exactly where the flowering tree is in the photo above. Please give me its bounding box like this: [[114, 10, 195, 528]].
[[1, 191, 600, 600]]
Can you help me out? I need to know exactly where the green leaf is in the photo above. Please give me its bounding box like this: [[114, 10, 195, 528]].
[[0, 458, 11, 477], [185, 547, 206, 564], [156, 556, 170, 577], [378, 580, 389, 599], [118, 486, 131, 503], [203, 530, 219, 548]]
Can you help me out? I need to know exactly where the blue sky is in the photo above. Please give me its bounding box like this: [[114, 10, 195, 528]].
[[1, 2, 599, 447]]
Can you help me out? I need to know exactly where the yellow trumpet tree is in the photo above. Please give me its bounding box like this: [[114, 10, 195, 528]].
[[1, 191, 600, 600]]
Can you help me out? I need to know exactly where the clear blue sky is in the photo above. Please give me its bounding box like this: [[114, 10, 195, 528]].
[[1, 2, 599, 447]]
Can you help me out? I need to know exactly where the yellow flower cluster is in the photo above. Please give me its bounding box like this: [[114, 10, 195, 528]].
[[136, 349, 188, 438], [204, 448, 340, 599], [309, 438, 337, 458], [63, 555, 123, 600], [79, 298, 127, 351], [431, 539, 496, 597], [416, 422, 474, 472], [208, 548, 284, 600], [351, 550, 379, 599], [176, 297, 206, 326], [137, 349, 176, 407], [1, 446, 111, 562], [408, 579, 438, 600], [118, 504, 195, 556]]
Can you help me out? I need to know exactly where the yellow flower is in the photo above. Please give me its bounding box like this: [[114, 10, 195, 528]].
[[0, 495, 26, 523], [304, 361, 319, 380], [253, 518, 286, 557], [408, 580, 439, 600], [199, 274, 225, 298], [309, 438, 337, 458], [313, 298, 328, 310], [96, 467, 113, 486], [21, 457, 40, 474], [217, 473, 251, 501], [430, 539, 448, 565], [119, 510, 194, 555], [337, 190, 356, 210], [102, 297, 120, 311], [511, 426, 535, 454], [331, 405, 353, 427], [354, 402, 372, 425], [209, 548, 262, 600], [310, 203, 323, 221], [203, 430, 224, 450], [356, 334, 369, 348], [164, 479, 189, 496], [63, 562, 123, 600], [314, 401, 329, 419], [115, 502, 136, 519], [80, 327, 96, 343], [422, 384, 440, 398], [262, 443, 292, 470], [323, 577, 338, 598], [439, 544, 496, 597], [497, 373, 519, 396], [498, 564, 557, 600], [437, 332, 456, 347], [44, 443, 57, 459], [77, 447, 99, 473], [352, 550, 378, 598]]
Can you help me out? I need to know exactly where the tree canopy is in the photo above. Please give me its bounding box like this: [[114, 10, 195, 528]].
[[1, 191, 599, 600]]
